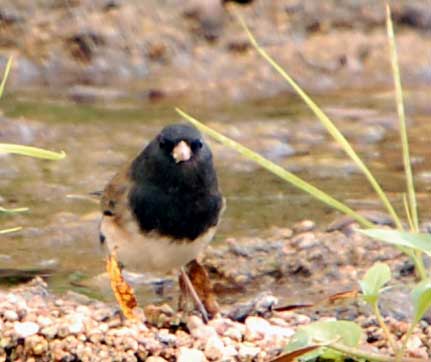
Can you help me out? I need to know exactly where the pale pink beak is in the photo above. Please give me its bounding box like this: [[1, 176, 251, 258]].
[[172, 140, 192, 163]]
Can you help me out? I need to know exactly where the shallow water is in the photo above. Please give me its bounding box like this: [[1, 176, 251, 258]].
[[0, 87, 430, 305]]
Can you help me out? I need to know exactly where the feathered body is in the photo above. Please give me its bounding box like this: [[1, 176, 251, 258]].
[[99, 124, 224, 274]]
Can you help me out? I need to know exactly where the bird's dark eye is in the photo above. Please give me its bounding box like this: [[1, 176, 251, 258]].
[[191, 139, 203, 152], [158, 137, 174, 151]]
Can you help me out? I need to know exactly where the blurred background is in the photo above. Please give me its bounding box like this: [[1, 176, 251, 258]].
[[0, 0, 430, 304], [0, 0, 430, 101]]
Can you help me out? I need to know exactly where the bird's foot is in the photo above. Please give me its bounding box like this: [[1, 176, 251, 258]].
[[179, 259, 220, 323], [180, 267, 209, 323]]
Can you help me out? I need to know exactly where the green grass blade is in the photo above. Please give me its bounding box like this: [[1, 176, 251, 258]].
[[0, 226, 22, 234], [386, 3, 418, 232], [403, 193, 414, 231], [238, 17, 403, 231], [0, 143, 66, 160], [0, 56, 13, 99], [176, 108, 373, 228], [0, 206, 29, 214]]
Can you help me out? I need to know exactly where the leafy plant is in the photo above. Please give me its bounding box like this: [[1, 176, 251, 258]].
[[274, 317, 426, 362], [357, 261, 431, 359], [360, 262, 398, 353], [360, 262, 392, 305], [284, 320, 363, 361], [176, 2, 431, 361], [0, 56, 65, 233]]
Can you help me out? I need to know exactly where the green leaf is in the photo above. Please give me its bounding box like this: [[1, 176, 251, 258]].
[[0, 143, 66, 160], [0, 206, 29, 214], [359, 262, 391, 304], [302, 320, 362, 347], [0, 226, 22, 234], [359, 229, 431, 254], [0, 56, 13, 99], [285, 320, 363, 361], [412, 279, 431, 324], [285, 329, 311, 353]]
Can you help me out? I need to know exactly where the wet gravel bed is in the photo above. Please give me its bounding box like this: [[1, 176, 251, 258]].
[[2, 218, 431, 361], [1, 277, 430, 362], [0, 278, 300, 361], [204, 219, 405, 307]]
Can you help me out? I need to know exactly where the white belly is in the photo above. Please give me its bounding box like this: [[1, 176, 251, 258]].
[[100, 216, 216, 274]]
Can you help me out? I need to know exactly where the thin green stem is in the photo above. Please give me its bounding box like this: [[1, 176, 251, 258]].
[[0, 227, 22, 234], [176, 108, 374, 228], [411, 253, 427, 280], [397, 322, 416, 362], [373, 302, 399, 354], [238, 16, 403, 231], [402, 193, 414, 231], [386, 3, 418, 232], [0, 143, 66, 160], [0, 206, 29, 214], [0, 56, 12, 98]]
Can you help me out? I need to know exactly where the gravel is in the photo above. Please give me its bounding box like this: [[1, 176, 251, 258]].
[[0, 278, 303, 361], [0, 276, 430, 361]]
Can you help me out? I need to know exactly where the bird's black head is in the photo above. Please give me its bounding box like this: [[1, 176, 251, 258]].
[[131, 124, 218, 192], [157, 124, 206, 165]]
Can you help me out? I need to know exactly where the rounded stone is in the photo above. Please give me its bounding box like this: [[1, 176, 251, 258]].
[[177, 347, 207, 362], [204, 335, 225, 360], [14, 321, 40, 338], [4, 310, 18, 322]]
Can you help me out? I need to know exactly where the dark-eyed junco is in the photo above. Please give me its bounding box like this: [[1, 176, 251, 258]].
[[99, 124, 224, 320]]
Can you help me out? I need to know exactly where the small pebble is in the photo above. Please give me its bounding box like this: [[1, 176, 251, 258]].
[[204, 335, 225, 360], [177, 347, 207, 362], [244, 316, 271, 341], [14, 321, 39, 338], [37, 316, 53, 327], [187, 315, 205, 331], [238, 344, 260, 362], [224, 327, 242, 342], [406, 335, 423, 350], [157, 331, 176, 346], [293, 220, 316, 233], [40, 325, 58, 339], [190, 324, 218, 343], [4, 310, 18, 321], [68, 314, 85, 334], [146, 357, 168, 362], [290, 232, 318, 249]]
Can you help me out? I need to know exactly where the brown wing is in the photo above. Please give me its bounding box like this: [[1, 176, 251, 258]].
[[99, 164, 134, 247], [100, 164, 132, 224]]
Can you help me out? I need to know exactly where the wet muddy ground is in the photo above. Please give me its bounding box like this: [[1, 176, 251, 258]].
[[1, 87, 431, 310], [1, 89, 431, 360]]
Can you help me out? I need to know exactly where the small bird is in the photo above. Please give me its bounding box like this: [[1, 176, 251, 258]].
[[99, 124, 224, 320]]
